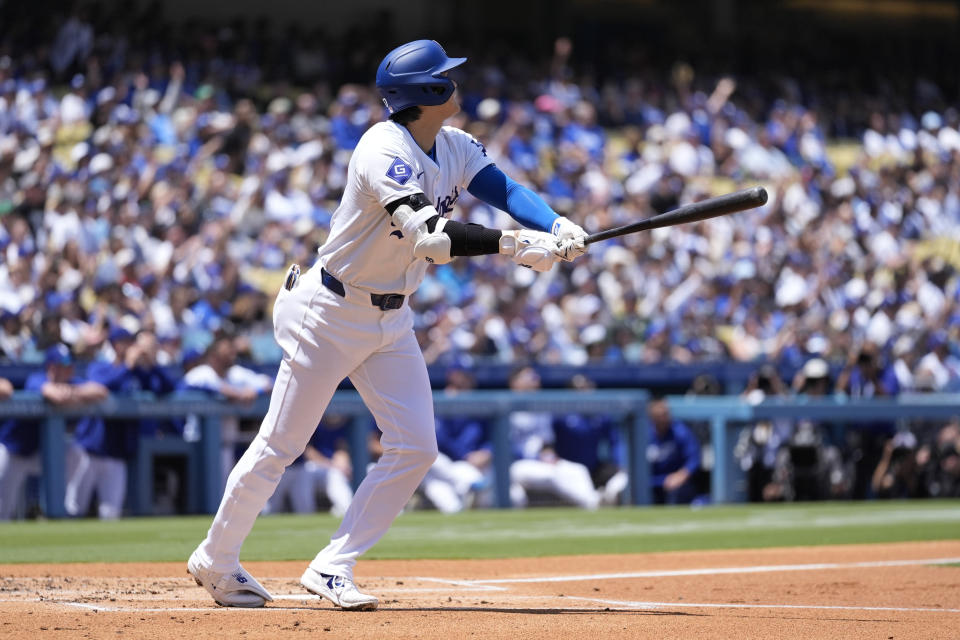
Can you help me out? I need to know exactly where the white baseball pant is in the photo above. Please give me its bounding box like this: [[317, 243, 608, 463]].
[[0, 444, 41, 520], [420, 452, 484, 514], [64, 448, 127, 519], [304, 461, 354, 516], [195, 265, 437, 579], [509, 458, 600, 509]]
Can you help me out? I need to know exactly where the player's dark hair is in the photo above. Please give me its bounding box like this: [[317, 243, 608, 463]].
[[389, 106, 422, 126]]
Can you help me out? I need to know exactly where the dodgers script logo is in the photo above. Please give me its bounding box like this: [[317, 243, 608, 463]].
[[386, 157, 413, 185], [436, 186, 460, 215]]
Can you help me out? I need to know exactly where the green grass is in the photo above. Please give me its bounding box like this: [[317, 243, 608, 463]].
[[0, 500, 957, 564]]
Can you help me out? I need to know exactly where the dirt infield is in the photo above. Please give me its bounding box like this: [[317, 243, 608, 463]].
[[1, 541, 958, 639]]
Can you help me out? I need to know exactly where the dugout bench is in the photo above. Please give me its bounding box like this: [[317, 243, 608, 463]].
[[1, 391, 957, 516]]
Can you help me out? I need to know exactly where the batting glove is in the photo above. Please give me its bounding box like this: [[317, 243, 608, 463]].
[[551, 216, 588, 261], [499, 230, 561, 273]]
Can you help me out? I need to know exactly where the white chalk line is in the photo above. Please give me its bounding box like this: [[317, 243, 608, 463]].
[[425, 556, 960, 585], [568, 596, 960, 614], [31, 596, 960, 616], [5, 555, 958, 616]]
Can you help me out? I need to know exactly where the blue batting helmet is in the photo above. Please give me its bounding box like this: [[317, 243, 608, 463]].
[[375, 40, 466, 114]]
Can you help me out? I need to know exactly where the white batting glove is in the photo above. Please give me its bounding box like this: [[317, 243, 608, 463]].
[[499, 230, 561, 273], [556, 237, 585, 261], [550, 216, 588, 261]]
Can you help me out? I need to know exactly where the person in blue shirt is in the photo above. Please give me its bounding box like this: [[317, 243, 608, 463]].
[[647, 397, 701, 505], [421, 368, 492, 512], [180, 333, 273, 490], [835, 341, 900, 499], [65, 328, 177, 519], [434, 368, 492, 469], [552, 374, 628, 505], [267, 416, 354, 517], [508, 366, 600, 509], [0, 345, 107, 520]]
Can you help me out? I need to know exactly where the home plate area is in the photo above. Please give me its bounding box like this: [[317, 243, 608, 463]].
[[1, 542, 959, 639]]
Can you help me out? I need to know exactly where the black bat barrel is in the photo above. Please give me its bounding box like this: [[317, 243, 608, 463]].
[[584, 186, 768, 245]]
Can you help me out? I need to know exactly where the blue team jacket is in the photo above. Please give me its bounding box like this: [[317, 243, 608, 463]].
[[648, 421, 701, 488], [73, 362, 176, 459], [0, 372, 54, 456]]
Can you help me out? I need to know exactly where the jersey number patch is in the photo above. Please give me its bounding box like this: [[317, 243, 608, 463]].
[[386, 157, 414, 185]]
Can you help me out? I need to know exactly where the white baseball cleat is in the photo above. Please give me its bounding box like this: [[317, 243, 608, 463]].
[[187, 551, 274, 608], [300, 566, 379, 611]]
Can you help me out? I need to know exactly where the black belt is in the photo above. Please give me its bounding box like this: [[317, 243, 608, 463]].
[[321, 268, 405, 310]]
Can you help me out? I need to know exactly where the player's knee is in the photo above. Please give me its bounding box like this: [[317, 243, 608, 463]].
[[405, 439, 439, 470], [250, 435, 304, 475]]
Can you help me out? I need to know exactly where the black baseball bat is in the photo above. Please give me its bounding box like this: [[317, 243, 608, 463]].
[[584, 186, 768, 245]]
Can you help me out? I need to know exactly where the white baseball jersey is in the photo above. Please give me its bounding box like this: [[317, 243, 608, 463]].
[[318, 120, 493, 295]]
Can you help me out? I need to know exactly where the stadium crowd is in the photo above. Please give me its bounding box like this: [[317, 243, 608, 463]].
[[1, 6, 960, 517]]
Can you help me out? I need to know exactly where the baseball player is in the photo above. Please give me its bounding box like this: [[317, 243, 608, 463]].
[[506, 366, 600, 509], [180, 334, 273, 490], [265, 416, 354, 517], [422, 368, 493, 512], [188, 39, 587, 610], [552, 375, 629, 506], [647, 397, 701, 505], [0, 345, 108, 520], [66, 329, 176, 519]]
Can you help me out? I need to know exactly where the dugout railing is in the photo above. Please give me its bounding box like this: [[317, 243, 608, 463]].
[[2, 391, 958, 517]]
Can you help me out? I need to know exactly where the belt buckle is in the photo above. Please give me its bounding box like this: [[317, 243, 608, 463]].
[[377, 294, 404, 310]]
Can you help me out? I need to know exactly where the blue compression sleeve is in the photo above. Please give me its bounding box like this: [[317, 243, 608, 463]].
[[467, 164, 557, 232]]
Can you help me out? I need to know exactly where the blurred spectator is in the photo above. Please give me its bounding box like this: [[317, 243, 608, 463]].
[[552, 374, 628, 505], [1, 348, 107, 520], [65, 329, 175, 519], [181, 334, 272, 489], [1, 9, 960, 514], [835, 342, 900, 499], [266, 416, 353, 517], [836, 342, 900, 399], [420, 368, 491, 513], [765, 422, 847, 502], [647, 397, 700, 504], [301, 415, 355, 516], [688, 373, 722, 396], [0, 309, 30, 361], [871, 431, 925, 499], [419, 449, 487, 514], [925, 420, 960, 498], [0, 11, 955, 377], [738, 359, 851, 502], [736, 365, 795, 502], [792, 357, 832, 396], [507, 366, 599, 509]]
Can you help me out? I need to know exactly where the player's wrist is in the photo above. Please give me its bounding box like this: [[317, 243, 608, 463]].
[[551, 216, 585, 238]]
